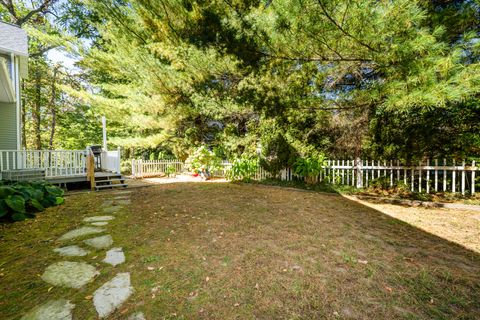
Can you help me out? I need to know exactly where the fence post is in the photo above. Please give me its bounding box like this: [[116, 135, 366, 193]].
[[356, 157, 363, 188], [452, 159, 456, 193], [426, 159, 430, 194], [472, 160, 476, 195]]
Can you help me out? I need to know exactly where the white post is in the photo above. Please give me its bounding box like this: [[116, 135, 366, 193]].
[[396, 160, 400, 182], [426, 159, 430, 193], [452, 159, 456, 193], [102, 116, 108, 151], [443, 158, 447, 192], [418, 161, 422, 193], [434, 159, 438, 192], [390, 160, 393, 187], [461, 159, 465, 195], [377, 160, 380, 179], [356, 157, 363, 188], [366, 160, 369, 187], [472, 160, 476, 195], [411, 168, 414, 192]]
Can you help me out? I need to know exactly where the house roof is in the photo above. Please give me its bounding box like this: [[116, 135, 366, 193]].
[[0, 21, 28, 57]]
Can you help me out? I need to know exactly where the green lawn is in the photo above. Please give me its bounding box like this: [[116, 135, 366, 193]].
[[1, 183, 480, 319]]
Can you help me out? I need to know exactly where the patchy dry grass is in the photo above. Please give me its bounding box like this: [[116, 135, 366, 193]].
[[1, 183, 480, 319]]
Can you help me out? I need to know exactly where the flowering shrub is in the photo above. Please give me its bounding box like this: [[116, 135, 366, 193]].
[[184, 146, 221, 174]]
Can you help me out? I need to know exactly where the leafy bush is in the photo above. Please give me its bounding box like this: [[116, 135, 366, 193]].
[[165, 164, 176, 177], [260, 134, 298, 177], [0, 181, 65, 222], [184, 146, 222, 174], [227, 157, 259, 181], [293, 156, 325, 184]]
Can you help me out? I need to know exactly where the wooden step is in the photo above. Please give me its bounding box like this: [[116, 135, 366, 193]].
[[95, 183, 128, 190], [95, 178, 125, 184]]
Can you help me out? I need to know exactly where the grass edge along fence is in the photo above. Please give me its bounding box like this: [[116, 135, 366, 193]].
[[131, 158, 479, 195]]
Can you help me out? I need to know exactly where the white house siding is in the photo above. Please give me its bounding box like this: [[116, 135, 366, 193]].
[[0, 101, 18, 149]]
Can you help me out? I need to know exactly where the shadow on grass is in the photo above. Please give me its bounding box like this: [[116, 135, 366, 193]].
[[121, 182, 480, 319]]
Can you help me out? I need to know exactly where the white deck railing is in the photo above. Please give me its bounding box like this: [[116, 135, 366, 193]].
[[0, 149, 88, 178], [0, 148, 123, 180], [102, 148, 121, 174]]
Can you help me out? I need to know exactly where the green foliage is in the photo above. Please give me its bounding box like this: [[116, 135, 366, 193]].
[[260, 134, 298, 177], [165, 164, 176, 177], [0, 181, 65, 222], [5, 0, 477, 162], [184, 146, 221, 174], [293, 156, 326, 184], [226, 157, 259, 182]]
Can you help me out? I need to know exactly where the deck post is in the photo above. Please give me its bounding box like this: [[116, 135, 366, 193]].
[[86, 147, 95, 190]]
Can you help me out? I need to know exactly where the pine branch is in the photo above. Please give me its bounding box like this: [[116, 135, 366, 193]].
[[316, 0, 378, 53]]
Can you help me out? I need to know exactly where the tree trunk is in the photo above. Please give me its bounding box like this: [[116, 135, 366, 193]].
[[48, 67, 59, 150], [33, 72, 42, 150]]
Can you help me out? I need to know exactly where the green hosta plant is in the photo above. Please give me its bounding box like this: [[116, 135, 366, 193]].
[[227, 157, 259, 182], [293, 156, 326, 184], [0, 181, 65, 222]]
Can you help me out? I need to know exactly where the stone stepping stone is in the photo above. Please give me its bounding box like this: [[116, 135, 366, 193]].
[[41, 261, 99, 289], [83, 216, 115, 222], [103, 247, 125, 266], [91, 222, 109, 227], [128, 312, 146, 320], [100, 200, 114, 207], [84, 235, 113, 249], [53, 245, 90, 257], [115, 199, 131, 206], [21, 299, 75, 320], [113, 190, 132, 195], [58, 227, 104, 241], [102, 206, 124, 214], [93, 272, 133, 318]]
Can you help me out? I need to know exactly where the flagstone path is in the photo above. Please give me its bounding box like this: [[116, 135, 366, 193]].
[[21, 191, 143, 319]]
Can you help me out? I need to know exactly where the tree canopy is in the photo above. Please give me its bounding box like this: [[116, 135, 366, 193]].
[[2, 0, 479, 161]]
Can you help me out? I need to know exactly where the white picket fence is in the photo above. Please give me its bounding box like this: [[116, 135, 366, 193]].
[[277, 159, 478, 195], [130, 158, 479, 195], [0, 150, 87, 178], [131, 159, 184, 178]]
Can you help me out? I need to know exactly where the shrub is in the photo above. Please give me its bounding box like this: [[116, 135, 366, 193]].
[[260, 134, 298, 177], [184, 146, 221, 174], [293, 156, 326, 184], [227, 157, 259, 181], [0, 181, 64, 222], [165, 164, 176, 177]]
